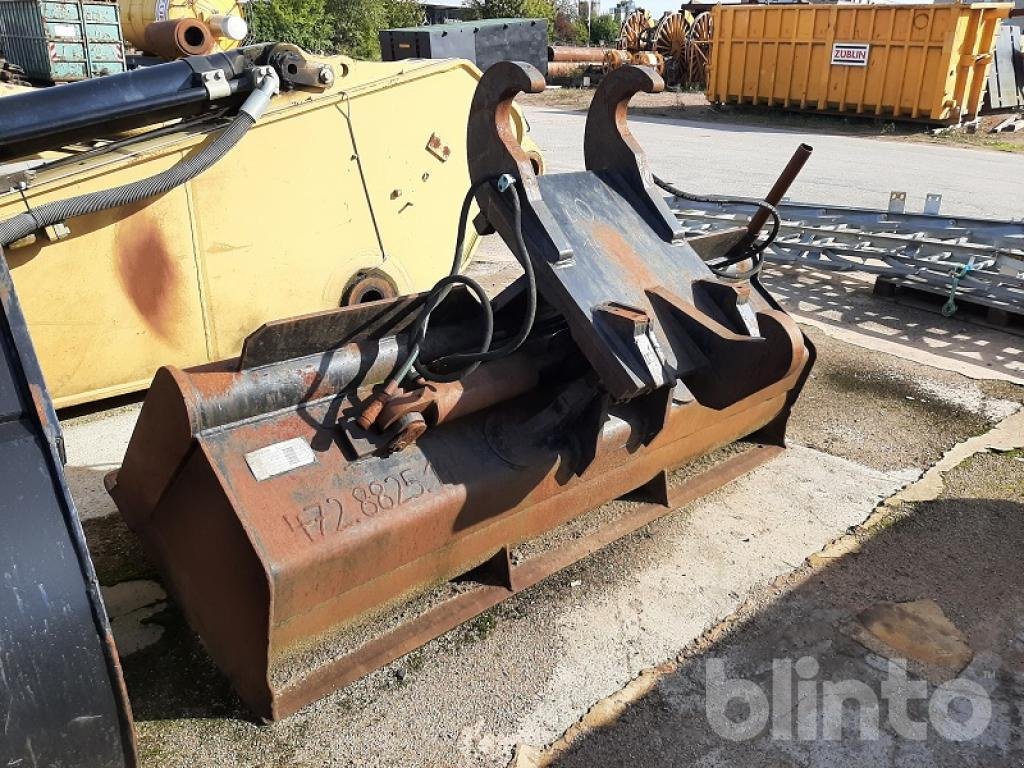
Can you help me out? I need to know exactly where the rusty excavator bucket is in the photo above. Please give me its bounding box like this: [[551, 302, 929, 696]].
[[107, 63, 815, 720]]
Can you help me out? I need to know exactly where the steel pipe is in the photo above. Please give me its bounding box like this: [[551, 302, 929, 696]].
[[546, 61, 591, 78], [143, 19, 215, 59], [747, 143, 813, 236], [548, 45, 613, 63], [0, 49, 257, 159]]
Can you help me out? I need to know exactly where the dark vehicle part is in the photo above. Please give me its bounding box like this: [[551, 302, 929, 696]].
[[0, 43, 326, 161], [108, 63, 814, 720], [0, 65, 280, 248], [379, 18, 548, 77], [0, 249, 137, 767], [1, 67, 279, 248], [1, 58, 28, 85]]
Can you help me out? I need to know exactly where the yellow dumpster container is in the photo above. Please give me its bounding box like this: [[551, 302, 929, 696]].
[[708, 2, 1011, 123]]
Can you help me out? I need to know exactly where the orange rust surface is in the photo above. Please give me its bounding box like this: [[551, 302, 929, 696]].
[[589, 220, 658, 287], [25, 382, 54, 432], [115, 211, 181, 341]]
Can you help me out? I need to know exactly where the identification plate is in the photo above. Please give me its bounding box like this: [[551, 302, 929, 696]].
[[831, 43, 870, 67], [245, 438, 316, 481]]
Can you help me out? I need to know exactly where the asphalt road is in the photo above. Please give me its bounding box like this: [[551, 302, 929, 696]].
[[522, 107, 1024, 219]]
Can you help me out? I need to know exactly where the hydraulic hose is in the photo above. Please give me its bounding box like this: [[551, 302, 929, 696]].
[[0, 68, 280, 249], [410, 176, 537, 384], [653, 174, 780, 281], [356, 175, 539, 430], [654, 144, 812, 281]]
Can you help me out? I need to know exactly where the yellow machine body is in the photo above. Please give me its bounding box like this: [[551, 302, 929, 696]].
[[1, 56, 539, 407]]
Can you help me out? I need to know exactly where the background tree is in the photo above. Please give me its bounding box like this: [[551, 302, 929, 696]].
[[469, 0, 560, 40], [333, 0, 424, 58], [551, 0, 588, 44], [552, 12, 582, 43], [522, 0, 557, 40], [248, 0, 423, 59], [466, 0, 526, 17], [589, 14, 618, 45], [246, 0, 335, 53]]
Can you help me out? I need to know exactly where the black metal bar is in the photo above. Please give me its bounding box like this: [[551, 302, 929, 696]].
[[0, 50, 256, 160], [0, 247, 137, 766]]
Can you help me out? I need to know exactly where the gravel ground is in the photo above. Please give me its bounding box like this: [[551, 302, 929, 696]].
[[788, 327, 1021, 471], [536, 450, 1024, 768]]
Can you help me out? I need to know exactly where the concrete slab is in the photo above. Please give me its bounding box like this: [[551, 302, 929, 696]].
[[523, 445, 1024, 768], [63, 401, 141, 521], [765, 268, 1024, 386]]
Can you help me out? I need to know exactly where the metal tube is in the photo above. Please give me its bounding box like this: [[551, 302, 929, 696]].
[[209, 14, 249, 42], [547, 61, 592, 78], [143, 19, 214, 59], [186, 326, 490, 433], [548, 45, 612, 63], [0, 49, 256, 160], [746, 143, 813, 236]]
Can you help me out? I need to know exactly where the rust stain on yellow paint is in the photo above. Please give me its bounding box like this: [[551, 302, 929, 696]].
[[116, 212, 180, 341]]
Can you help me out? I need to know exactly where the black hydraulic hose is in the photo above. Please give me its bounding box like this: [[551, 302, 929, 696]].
[[0, 70, 279, 248], [356, 174, 540, 430], [35, 108, 233, 175], [652, 174, 781, 249], [652, 174, 781, 280], [392, 175, 538, 384], [0, 113, 252, 248], [413, 179, 537, 382]]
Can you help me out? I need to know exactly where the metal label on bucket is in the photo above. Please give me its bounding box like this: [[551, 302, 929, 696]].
[[245, 438, 316, 481], [831, 43, 870, 67]]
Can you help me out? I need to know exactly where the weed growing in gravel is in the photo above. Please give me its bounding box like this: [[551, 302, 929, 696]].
[[467, 611, 498, 643]]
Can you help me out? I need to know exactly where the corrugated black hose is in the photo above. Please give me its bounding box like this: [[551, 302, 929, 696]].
[[0, 70, 278, 248]]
